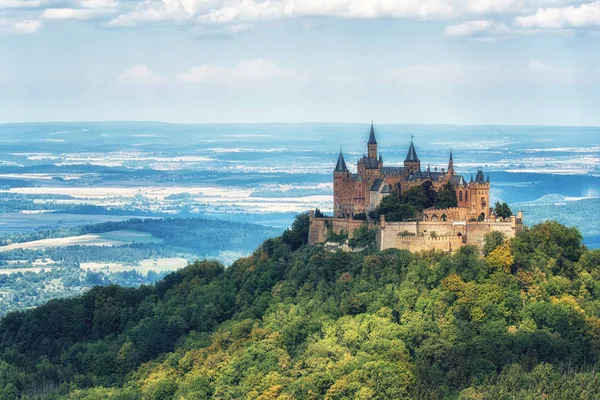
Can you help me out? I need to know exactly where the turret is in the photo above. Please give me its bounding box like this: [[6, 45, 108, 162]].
[[334, 149, 349, 175], [447, 149, 455, 175], [367, 121, 377, 159], [467, 168, 491, 221], [404, 136, 421, 173]]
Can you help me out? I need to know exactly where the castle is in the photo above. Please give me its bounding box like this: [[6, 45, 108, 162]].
[[309, 123, 523, 253]]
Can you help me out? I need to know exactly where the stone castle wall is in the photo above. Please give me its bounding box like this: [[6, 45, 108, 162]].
[[308, 211, 523, 253], [308, 214, 371, 245], [387, 235, 464, 253], [421, 207, 469, 221], [463, 218, 523, 248]]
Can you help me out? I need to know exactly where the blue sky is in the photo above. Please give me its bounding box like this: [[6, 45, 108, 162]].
[[1, 0, 599, 125]]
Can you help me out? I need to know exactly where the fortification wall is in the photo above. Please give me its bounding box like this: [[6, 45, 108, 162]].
[[422, 207, 469, 221], [378, 220, 464, 251], [464, 217, 522, 248], [310, 212, 524, 253], [308, 214, 372, 245], [393, 236, 464, 253]]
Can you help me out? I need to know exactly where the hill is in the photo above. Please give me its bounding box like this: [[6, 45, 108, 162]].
[[0, 214, 599, 399]]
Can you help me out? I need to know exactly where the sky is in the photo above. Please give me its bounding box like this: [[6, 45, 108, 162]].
[[1, 0, 599, 125]]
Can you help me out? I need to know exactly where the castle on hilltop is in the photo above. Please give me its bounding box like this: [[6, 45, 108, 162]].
[[334, 122, 490, 221], [309, 123, 523, 253]]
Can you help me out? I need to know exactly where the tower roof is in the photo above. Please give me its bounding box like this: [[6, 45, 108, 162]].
[[334, 150, 348, 173], [475, 170, 486, 183], [367, 121, 377, 145], [405, 137, 420, 162], [449, 149, 453, 162]]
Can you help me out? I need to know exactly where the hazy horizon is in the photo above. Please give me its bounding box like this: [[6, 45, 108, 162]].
[[2, 120, 600, 128]]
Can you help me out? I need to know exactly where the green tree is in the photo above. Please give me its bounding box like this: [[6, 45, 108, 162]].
[[403, 184, 431, 211], [282, 212, 310, 250], [494, 202, 513, 219], [374, 193, 417, 222], [435, 183, 458, 209], [484, 231, 506, 256]]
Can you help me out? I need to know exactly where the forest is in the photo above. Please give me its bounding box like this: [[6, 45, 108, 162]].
[[0, 214, 599, 399]]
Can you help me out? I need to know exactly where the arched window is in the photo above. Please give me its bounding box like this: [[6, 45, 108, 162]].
[[431, 214, 438, 221], [459, 191, 463, 202], [481, 197, 486, 208], [422, 215, 429, 221], [441, 214, 447, 221], [465, 192, 468, 202]]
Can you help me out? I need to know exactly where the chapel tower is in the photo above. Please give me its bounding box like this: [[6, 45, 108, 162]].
[[367, 121, 377, 160]]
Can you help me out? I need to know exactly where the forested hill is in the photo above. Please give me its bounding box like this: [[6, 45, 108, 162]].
[[1, 215, 600, 399]]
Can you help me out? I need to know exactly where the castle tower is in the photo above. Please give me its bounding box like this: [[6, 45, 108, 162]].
[[467, 169, 491, 220], [404, 136, 421, 174], [447, 149, 455, 176], [367, 121, 377, 159], [333, 150, 351, 218]]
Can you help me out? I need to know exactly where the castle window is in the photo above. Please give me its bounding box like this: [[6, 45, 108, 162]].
[[431, 214, 438, 221], [459, 191, 463, 202], [465, 192, 468, 202], [422, 215, 428, 221], [441, 214, 447, 221]]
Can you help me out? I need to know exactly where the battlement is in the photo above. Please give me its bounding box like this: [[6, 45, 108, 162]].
[[395, 234, 462, 241], [308, 211, 524, 254]]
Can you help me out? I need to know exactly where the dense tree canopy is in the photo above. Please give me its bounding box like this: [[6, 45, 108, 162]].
[[0, 218, 599, 399], [495, 202, 514, 219], [371, 182, 458, 222]]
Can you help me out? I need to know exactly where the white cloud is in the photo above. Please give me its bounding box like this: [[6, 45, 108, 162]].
[[78, 0, 118, 8], [515, 1, 600, 28], [107, 0, 586, 27], [0, 18, 42, 33], [175, 58, 307, 83], [118, 65, 165, 84], [42, 6, 116, 19], [445, 19, 511, 37], [0, 0, 44, 9]]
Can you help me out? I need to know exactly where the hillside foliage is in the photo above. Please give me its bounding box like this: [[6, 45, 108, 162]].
[[0, 217, 599, 399]]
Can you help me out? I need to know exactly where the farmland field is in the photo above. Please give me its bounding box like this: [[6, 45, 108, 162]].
[[80, 257, 189, 274], [0, 229, 162, 252]]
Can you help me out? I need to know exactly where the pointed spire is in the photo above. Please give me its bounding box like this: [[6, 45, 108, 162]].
[[334, 148, 348, 173], [470, 174, 474, 183], [368, 120, 377, 145], [447, 149, 455, 175], [426, 164, 431, 178], [404, 136, 420, 162], [379, 154, 383, 163], [486, 173, 490, 183]]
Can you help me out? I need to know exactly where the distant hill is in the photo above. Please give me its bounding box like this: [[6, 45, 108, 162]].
[[514, 195, 600, 248], [0, 216, 599, 399]]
